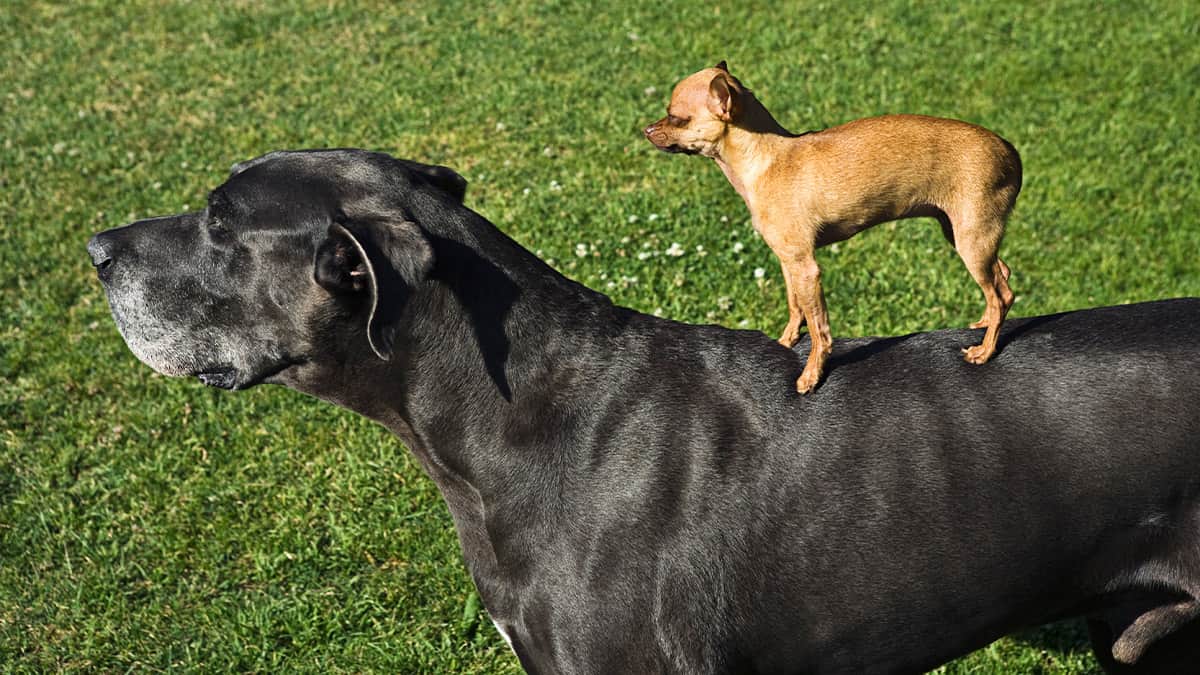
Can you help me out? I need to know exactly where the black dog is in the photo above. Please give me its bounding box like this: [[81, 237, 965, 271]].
[[88, 149, 1200, 674]]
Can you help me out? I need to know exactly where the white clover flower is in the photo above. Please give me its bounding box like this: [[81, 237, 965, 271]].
[[643, 85, 656, 96], [665, 242, 685, 257], [653, 308, 664, 317], [754, 267, 766, 279], [523, 187, 531, 196], [550, 180, 562, 191], [720, 215, 729, 223], [733, 242, 745, 253], [647, 213, 660, 221], [543, 146, 555, 157], [717, 296, 732, 310], [738, 319, 751, 327], [628, 215, 639, 223], [636, 251, 653, 261], [495, 121, 506, 131], [575, 243, 588, 257]]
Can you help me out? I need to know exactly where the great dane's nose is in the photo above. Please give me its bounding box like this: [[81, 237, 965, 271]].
[[87, 232, 116, 279]]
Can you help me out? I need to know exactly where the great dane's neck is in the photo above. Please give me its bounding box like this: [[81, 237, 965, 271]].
[[291, 201, 621, 606]]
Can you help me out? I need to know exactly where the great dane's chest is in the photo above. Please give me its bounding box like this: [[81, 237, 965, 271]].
[[450, 513, 681, 672]]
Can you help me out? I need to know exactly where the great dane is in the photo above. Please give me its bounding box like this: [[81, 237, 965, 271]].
[[88, 149, 1200, 674]]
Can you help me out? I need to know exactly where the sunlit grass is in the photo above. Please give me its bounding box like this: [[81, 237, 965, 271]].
[[2, 1, 1197, 671]]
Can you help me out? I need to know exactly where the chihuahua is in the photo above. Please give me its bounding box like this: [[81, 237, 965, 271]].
[[644, 62, 1021, 393]]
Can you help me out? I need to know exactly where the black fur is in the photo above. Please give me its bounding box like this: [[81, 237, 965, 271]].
[[89, 149, 1200, 674]]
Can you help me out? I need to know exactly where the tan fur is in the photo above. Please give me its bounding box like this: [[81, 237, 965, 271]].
[[644, 63, 1022, 393]]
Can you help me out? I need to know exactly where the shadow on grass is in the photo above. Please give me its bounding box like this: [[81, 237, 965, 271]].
[[1009, 619, 1099, 672], [1010, 619, 1092, 653]]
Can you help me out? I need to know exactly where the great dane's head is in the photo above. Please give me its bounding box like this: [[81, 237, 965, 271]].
[[88, 149, 467, 391]]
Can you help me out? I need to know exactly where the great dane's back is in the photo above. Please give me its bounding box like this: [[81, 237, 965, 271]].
[[536, 301, 1200, 673]]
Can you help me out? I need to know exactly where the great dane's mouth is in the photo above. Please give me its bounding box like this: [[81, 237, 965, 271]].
[[193, 357, 303, 390], [195, 366, 238, 390]]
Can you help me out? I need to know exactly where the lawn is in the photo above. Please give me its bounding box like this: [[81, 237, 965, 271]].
[[2, 0, 1198, 671]]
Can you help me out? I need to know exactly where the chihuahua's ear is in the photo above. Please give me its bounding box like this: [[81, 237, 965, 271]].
[[714, 60, 728, 72], [707, 71, 741, 122], [314, 216, 433, 360]]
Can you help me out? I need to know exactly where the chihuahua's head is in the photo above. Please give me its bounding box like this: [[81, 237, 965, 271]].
[[643, 61, 746, 158]]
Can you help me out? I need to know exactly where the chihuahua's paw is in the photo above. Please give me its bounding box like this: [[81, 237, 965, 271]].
[[962, 343, 995, 365], [778, 325, 801, 348], [795, 369, 821, 394]]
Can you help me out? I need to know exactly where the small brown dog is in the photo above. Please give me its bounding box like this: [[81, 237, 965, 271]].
[[644, 62, 1022, 393]]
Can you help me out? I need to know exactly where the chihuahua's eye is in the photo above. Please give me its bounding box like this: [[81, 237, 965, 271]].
[[668, 114, 690, 127]]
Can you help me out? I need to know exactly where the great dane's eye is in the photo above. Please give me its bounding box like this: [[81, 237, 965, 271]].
[[205, 210, 226, 232], [205, 191, 234, 231]]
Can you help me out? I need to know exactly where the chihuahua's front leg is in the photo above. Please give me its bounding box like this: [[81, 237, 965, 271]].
[[785, 254, 832, 394], [778, 260, 807, 348]]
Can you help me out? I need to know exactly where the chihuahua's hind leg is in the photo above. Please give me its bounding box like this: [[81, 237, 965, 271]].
[[969, 260, 1015, 329], [940, 213, 1013, 330], [952, 214, 1009, 364]]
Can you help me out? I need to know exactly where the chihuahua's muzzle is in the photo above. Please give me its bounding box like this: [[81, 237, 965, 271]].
[[643, 121, 696, 155]]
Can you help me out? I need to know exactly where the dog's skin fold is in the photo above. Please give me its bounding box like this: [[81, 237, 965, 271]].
[[89, 149, 1200, 674]]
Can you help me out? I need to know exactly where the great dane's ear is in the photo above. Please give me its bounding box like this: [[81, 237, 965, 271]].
[[400, 160, 468, 204], [314, 217, 433, 360], [229, 151, 283, 178]]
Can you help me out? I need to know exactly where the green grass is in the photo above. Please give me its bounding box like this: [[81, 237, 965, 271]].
[[2, 0, 1198, 671]]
